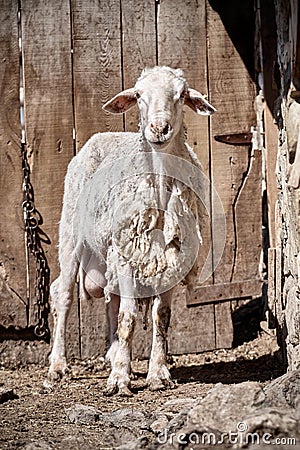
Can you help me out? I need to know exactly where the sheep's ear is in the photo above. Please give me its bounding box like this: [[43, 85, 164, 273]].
[[185, 88, 216, 115], [102, 88, 137, 114]]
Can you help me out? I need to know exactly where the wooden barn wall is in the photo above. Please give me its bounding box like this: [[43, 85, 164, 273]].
[[0, 0, 261, 362]]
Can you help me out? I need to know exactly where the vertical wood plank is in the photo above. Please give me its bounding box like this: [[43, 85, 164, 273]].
[[158, 0, 210, 170], [0, 0, 27, 328], [72, 0, 123, 358], [207, 1, 257, 348], [122, 0, 156, 132], [158, 0, 215, 353], [233, 150, 262, 280], [22, 0, 79, 357], [79, 297, 108, 359], [214, 301, 233, 349], [121, 0, 157, 359], [72, 0, 124, 148], [207, 2, 257, 284], [259, 0, 279, 248], [168, 286, 216, 354]]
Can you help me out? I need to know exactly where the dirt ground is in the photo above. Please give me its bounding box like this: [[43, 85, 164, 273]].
[[0, 332, 284, 450]]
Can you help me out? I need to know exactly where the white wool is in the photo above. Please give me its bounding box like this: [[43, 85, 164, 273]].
[[66, 132, 204, 299]]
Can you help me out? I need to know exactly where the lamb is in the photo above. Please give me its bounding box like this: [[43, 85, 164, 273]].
[[48, 66, 216, 395]]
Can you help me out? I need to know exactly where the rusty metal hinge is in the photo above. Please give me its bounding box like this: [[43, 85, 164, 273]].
[[214, 132, 252, 146]]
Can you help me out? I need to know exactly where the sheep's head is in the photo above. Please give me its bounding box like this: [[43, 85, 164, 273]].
[[103, 66, 216, 150]]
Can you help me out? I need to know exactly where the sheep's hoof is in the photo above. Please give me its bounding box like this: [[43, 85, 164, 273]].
[[118, 386, 133, 397], [147, 376, 175, 391], [105, 383, 133, 397], [42, 379, 54, 391], [105, 383, 118, 396], [48, 359, 68, 382], [147, 364, 175, 391], [148, 379, 175, 391]]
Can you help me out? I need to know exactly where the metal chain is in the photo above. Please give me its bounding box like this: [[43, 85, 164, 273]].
[[21, 142, 50, 338]]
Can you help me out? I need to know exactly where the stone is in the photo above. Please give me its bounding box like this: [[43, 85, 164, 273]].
[[116, 436, 150, 450], [104, 407, 149, 431], [161, 397, 196, 414], [65, 404, 102, 424], [243, 407, 299, 436], [22, 442, 54, 450], [264, 370, 300, 409], [187, 382, 266, 432], [167, 410, 189, 435], [150, 413, 170, 433], [65, 405, 151, 449]]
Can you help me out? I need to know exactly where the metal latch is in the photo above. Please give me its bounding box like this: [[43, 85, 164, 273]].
[[214, 132, 252, 146]]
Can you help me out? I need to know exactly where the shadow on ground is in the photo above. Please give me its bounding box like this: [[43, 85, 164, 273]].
[[170, 351, 284, 385]]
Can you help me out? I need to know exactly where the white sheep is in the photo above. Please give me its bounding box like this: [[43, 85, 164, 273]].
[[48, 66, 216, 395]]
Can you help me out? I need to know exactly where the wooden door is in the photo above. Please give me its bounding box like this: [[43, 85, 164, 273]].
[[179, 0, 262, 352], [0, 0, 262, 361]]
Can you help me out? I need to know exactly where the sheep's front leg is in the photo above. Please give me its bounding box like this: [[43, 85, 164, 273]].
[[106, 295, 137, 396], [146, 291, 173, 391], [48, 244, 79, 381]]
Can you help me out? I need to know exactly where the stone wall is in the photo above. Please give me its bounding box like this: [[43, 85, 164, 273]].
[[272, 0, 300, 369]]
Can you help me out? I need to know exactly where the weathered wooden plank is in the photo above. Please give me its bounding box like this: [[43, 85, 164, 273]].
[[72, 0, 124, 148], [168, 286, 216, 354], [80, 296, 108, 359], [214, 301, 233, 349], [158, 0, 215, 353], [0, 0, 27, 328], [157, 0, 210, 173], [132, 308, 153, 361], [207, 1, 257, 348], [187, 279, 263, 306], [21, 0, 79, 357], [207, 2, 257, 284], [72, 0, 123, 358], [259, 0, 279, 248], [233, 149, 262, 280], [122, 0, 156, 132]]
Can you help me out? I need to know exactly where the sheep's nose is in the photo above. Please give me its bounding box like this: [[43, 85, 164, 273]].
[[150, 121, 173, 139]]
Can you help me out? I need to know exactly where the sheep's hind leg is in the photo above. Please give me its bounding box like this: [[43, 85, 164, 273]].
[[48, 245, 79, 381], [146, 291, 174, 391]]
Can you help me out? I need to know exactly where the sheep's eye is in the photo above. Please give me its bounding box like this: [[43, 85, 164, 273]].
[[180, 91, 186, 99], [135, 92, 141, 99]]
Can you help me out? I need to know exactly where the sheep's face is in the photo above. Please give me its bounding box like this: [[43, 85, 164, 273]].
[[134, 68, 187, 149], [103, 66, 216, 150]]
